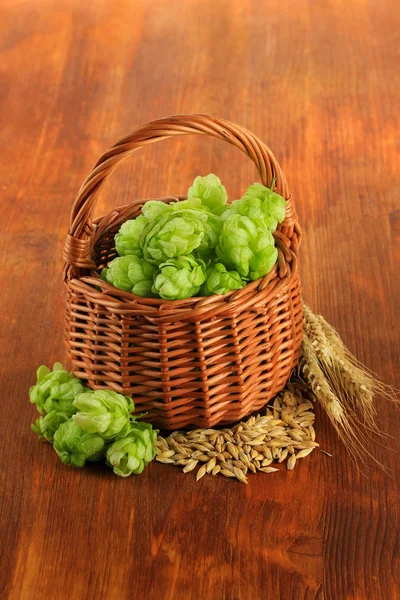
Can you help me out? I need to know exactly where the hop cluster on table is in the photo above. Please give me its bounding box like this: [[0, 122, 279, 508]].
[[101, 174, 287, 300], [30, 363, 157, 477]]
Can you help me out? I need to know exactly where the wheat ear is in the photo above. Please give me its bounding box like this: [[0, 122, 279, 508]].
[[301, 303, 398, 468]]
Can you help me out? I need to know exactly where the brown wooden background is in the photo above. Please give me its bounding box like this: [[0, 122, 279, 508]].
[[1, 1, 399, 598]]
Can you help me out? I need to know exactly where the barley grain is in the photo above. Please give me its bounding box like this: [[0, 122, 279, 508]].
[[233, 467, 248, 484], [206, 457, 217, 472], [212, 464, 221, 476], [196, 464, 207, 481], [278, 449, 289, 463], [221, 469, 235, 478], [233, 460, 247, 471], [227, 442, 239, 460], [182, 460, 198, 473], [296, 448, 315, 459]]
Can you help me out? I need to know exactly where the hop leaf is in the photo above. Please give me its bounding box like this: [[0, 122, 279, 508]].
[[115, 215, 148, 257], [152, 255, 206, 300], [29, 363, 85, 416], [200, 262, 245, 296], [106, 422, 157, 477], [101, 255, 157, 296], [188, 174, 228, 216], [216, 214, 278, 280], [230, 182, 286, 232], [73, 389, 134, 440], [53, 419, 106, 467], [139, 210, 207, 265], [31, 410, 70, 443]]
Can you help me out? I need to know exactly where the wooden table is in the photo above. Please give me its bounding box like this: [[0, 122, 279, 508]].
[[1, 1, 399, 598]]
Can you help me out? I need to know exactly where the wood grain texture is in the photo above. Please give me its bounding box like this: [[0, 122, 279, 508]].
[[0, 0, 399, 599]]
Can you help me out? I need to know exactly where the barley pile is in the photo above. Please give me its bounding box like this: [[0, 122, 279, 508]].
[[155, 378, 318, 484]]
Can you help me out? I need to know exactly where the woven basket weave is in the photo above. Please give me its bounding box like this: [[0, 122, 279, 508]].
[[63, 114, 303, 430]]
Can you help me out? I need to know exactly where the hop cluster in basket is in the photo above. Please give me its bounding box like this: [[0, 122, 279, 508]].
[[30, 363, 157, 477], [100, 174, 287, 300]]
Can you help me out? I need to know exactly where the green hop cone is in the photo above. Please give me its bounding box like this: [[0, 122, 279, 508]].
[[200, 262, 245, 296], [141, 200, 172, 221], [101, 255, 157, 296], [230, 182, 286, 232], [106, 422, 157, 477], [216, 213, 278, 281], [188, 173, 228, 216], [101, 255, 137, 292], [53, 419, 105, 467], [72, 389, 134, 440], [152, 255, 206, 300], [31, 410, 70, 443], [192, 211, 222, 260], [139, 210, 207, 265], [127, 255, 158, 297], [29, 363, 85, 416], [167, 199, 222, 259], [114, 214, 148, 257], [171, 198, 203, 211]]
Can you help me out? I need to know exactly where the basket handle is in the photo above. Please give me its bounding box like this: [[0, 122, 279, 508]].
[[63, 114, 296, 278]]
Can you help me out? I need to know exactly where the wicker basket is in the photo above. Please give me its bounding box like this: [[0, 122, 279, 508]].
[[63, 114, 303, 430]]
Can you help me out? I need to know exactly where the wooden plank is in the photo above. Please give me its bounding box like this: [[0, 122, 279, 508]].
[[0, 0, 399, 598]]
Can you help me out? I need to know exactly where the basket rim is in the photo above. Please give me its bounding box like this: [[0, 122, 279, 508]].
[[65, 195, 301, 319]]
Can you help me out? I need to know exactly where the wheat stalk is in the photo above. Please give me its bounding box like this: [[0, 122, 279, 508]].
[[317, 313, 397, 404], [301, 302, 398, 468], [303, 305, 378, 432]]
